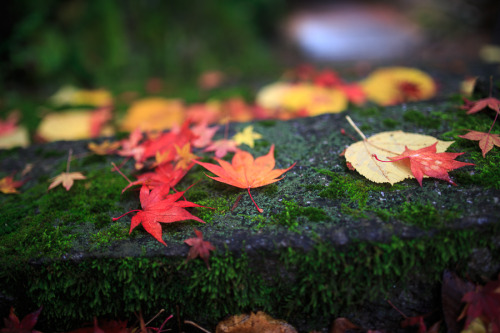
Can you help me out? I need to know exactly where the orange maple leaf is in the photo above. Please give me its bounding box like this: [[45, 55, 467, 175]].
[[194, 144, 295, 213], [373, 142, 474, 186], [459, 130, 500, 157], [0, 175, 24, 194]]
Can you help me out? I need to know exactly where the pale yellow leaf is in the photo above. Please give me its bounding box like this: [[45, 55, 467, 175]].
[[345, 131, 454, 185], [0, 126, 29, 149]]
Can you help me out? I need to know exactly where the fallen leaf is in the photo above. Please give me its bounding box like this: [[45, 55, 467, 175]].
[[281, 83, 348, 116], [0, 126, 30, 149], [459, 130, 500, 157], [48, 150, 86, 191], [361, 67, 436, 106], [88, 140, 121, 155], [215, 311, 297, 333], [191, 122, 219, 148], [184, 229, 215, 269], [232, 125, 262, 148], [121, 163, 190, 193], [460, 277, 500, 333], [121, 98, 185, 132], [441, 270, 475, 333], [345, 128, 456, 185], [117, 128, 145, 163], [1, 306, 42, 333], [373, 142, 474, 186], [204, 139, 239, 158], [329, 317, 360, 333], [37, 108, 113, 141], [112, 184, 205, 246], [175, 143, 198, 170], [0, 175, 25, 194], [461, 96, 500, 115], [50, 86, 113, 107], [194, 144, 295, 213]]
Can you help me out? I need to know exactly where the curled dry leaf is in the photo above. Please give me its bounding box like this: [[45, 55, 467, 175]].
[[345, 130, 454, 185]]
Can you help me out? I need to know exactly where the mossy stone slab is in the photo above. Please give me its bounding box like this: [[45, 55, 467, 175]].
[[1, 100, 499, 332]]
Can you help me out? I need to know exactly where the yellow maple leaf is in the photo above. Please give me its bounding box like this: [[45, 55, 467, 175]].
[[232, 125, 262, 148], [51, 86, 113, 107], [175, 143, 198, 170]]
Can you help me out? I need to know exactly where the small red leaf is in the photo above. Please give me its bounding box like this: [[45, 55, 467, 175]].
[[184, 229, 215, 269]]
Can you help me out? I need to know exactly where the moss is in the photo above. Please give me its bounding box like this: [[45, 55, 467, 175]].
[[360, 124, 372, 132], [382, 118, 399, 128], [403, 110, 441, 129], [271, 199, 328, 231], [257, 119, 277, 127]]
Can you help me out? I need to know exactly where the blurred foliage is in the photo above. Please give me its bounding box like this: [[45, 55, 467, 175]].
[[0, 0, 286, 91]]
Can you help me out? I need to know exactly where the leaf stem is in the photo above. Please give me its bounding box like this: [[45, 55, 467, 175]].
[[248, 188, 263, 213], [66, 149, 73, 173], [346, 116, 366, 140], [487, 111, 498, 135], [111, 162, 132, 183], [112, 209, 141, 221]]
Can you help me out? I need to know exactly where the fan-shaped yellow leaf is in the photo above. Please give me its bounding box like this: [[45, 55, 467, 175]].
[[345, 131, 454, 185], [281, 83, 348, 116]]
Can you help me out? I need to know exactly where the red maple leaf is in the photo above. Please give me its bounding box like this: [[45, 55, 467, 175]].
[[121, 163, 191, 193], [112, 184, 206, 246], [459, 130, 500, 157], [184, 228, 215, 269], [373, 142, 474, 186], [460, 278, 500, 333], [194, 144, 295, 213], [117, 128, 145, 163], [1, 307, 42, 333], [461, 96, 500, 115]]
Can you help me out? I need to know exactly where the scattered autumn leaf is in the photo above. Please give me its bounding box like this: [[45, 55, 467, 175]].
[[121, 98, 185, 132], [1, 306, 42, 333], [204, 139, 239, 158], [459, 130, 500, 157], [195, 144, 295, 213], [184, 228, 215, 269], [0, 175, 24, 194], [361, 67, 436, 106], [88, 140, 121, 155], [112, 184, 205, 246], [50, 86, 113, 107], [215, 311, 297, 333], [460, 277, 500, 333], [121, 163, 190, 193], [461, 96, 500, 115], [37, 108, 113, 141], [191, 122, 219, 148], [345, 118, 456, 185], [175, 143, 198, 170], [232, 125, 262, 148], [281, 83, 348, 116], [48, 150, 86, 191], [373, 142, 474, 186]]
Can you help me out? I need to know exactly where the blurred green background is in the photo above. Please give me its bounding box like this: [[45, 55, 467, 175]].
[[1, 0, 285, 93]]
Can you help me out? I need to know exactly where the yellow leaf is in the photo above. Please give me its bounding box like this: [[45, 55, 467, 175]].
[[121, 98, 185, 132], [256, 82, 293, 109], [232, 125, 262, 148], [361, 67, 436, 106], [281, 83, 348, 115], [345, 130, 454, 185], [51, 86, 113, 107], [0, 126, 29, 149]]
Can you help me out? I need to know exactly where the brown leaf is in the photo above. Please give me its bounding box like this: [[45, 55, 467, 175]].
[[329, 318, 360, 333], [216, 311, 297, 333]]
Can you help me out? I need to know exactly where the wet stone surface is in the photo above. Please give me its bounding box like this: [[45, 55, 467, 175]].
[[1, 98, 499, 331]]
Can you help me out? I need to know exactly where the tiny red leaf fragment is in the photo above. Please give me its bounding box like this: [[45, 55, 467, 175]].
[[459, 130, 500, 157], [1, 306, 42, 333], [373, 142, 474, 186], [184, 228, 215, 269]]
